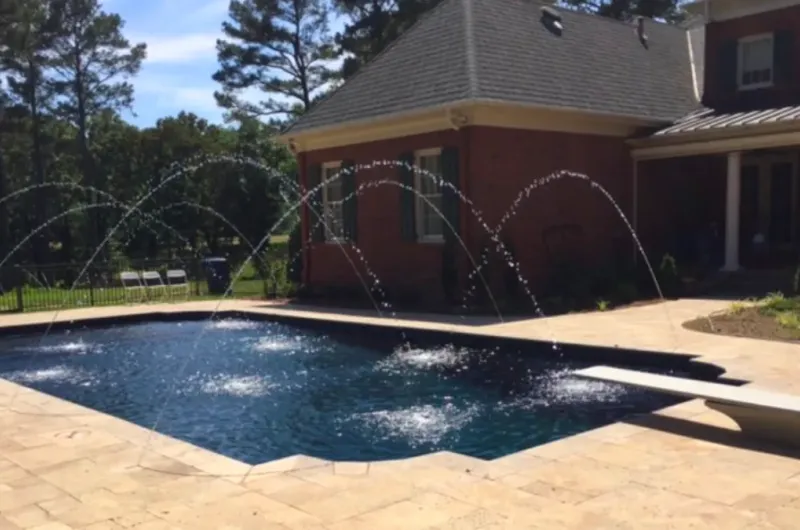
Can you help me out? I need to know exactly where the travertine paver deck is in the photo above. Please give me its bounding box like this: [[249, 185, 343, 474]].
[[1, 299, 800, 529]]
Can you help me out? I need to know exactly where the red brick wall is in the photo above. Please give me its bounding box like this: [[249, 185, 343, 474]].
[[300, 130, 462, 301], [704, 5, 800, 109], [466, 127, 633, 288], [298, 126, 635, 299]]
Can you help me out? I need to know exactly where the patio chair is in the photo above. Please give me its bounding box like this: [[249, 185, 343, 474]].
[[140, 271, 167, 301], [120, 271, 145, 304], [166, 269, 190, 301]]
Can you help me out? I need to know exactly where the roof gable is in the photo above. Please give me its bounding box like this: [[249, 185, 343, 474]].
[[286, 0, 700, 134]]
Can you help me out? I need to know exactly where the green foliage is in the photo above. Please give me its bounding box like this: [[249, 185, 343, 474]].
[[214, 0, 337, 122], [47, 0, 146, 253], [557, 0, 687, 22], [48, 0, 147, 124], [287, 223, 303, 284], [1, 0, 61, 262], [657, 253, 681, 297], [758, 292, 800, 335], [334, 0, 441, 79]]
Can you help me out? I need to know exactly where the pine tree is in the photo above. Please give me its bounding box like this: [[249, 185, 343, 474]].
[[213, 0, 337, 121], [0, 0, 19, 261], [48, 0, 146, 255], [558, 0, 686, 22], [0, 0, 61, 264], [334, 0, 440, 79]]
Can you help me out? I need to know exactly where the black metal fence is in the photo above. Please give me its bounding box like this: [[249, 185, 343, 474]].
[[0, 256, 295, 313]]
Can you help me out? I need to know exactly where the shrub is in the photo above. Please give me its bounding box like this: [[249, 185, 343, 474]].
[[286, 224, 303, 284], [657, 253, 681, 297]]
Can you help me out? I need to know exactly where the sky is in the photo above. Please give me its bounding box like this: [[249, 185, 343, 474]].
[[107, 0, 344, 127]]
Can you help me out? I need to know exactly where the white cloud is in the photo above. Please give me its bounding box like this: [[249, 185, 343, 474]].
[[136, 73, 219, 113], [135, 33, 220, 64], [189, 0, 230, 22]]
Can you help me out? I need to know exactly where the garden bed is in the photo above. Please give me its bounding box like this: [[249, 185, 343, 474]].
[[684, 294, 800, 343]]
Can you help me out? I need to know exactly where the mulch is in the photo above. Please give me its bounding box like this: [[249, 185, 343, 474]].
[[683, 307, 800, 343]]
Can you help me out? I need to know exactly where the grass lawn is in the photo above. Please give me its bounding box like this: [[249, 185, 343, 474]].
[[684, 292, 800, 342], [0, 278, 270, 313], [0, 236, 295, 314]]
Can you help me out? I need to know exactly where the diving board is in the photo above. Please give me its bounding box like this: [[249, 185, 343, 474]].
[[574, 366, 800, 448]]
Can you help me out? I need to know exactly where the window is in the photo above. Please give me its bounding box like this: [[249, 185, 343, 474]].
[[738, 34, 774, 89], [414, 148, 443, 241], [321, 161, 345, 241]]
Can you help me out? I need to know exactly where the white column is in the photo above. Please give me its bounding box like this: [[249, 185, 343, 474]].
[[723, 151, 741, 272]]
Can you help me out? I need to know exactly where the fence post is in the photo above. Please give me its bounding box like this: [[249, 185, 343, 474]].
[[14, 267, 23, 313], [194, 259, 201, 296], [88, 266, 95, 306], [268, 262, 271, 300]]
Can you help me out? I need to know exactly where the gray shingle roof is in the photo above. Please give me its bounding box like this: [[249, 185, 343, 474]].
[[285, 0, 700, 134]]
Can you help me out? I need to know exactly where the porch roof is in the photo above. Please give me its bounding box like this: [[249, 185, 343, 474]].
[[631, 105, 800, 159], [654, 106, 800, 137]]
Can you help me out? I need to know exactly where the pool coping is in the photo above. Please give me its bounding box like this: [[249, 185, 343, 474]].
[[0, 303, 737, 479]]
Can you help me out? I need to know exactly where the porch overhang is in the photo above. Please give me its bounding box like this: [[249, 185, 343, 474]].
[[630, 106, 800, 160]]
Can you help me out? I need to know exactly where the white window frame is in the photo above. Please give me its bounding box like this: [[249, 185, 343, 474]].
[[321, 161, 346, 242], [737, 33, 774, 91], [413, 147, 444, 243]]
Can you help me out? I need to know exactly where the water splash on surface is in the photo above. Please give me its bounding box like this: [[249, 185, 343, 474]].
[[206, 320, 260, 331], [32, 340, 95, 355], [377, 345, 471, 371], [252, 336, 299, 353], [6, 365, 94, 386], [355, 402, 479, 446], [199, 375, 273, 398]]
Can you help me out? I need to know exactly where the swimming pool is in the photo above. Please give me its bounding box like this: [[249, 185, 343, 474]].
[[0, 315, 708, 464]]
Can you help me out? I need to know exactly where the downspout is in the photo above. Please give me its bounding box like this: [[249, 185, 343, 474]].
[[297, 151, 311, 287], [447, 107, 472, 289], [459, 127, 471, 285]]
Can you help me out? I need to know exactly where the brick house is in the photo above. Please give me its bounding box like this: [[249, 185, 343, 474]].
[[278, 0, 800, 303]]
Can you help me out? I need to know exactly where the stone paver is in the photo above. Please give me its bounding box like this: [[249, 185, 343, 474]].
[[0, 298, 799, 529]]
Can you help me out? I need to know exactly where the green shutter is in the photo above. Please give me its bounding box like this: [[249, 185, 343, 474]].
[[774, 30, 795, 85], [440, 146, 460, 245], [341, 159, 357, 242], [398, 152, 416, 241], [306, 163, 324, 243], [718, 39, 739, 94]]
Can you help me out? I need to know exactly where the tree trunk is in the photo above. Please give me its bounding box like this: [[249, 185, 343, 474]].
[[74, 50, 98, 261], [0, 133, 8, 263], [28, 60, 48, 267], [0, 100, 8, 263]]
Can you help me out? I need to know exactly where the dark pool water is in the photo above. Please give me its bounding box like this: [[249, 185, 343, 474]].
[[0, 319, 689, 464]]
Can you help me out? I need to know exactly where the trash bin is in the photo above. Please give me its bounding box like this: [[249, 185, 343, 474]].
[[202, 257, 231, 295]]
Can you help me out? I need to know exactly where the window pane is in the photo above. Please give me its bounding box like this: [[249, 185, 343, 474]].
[[741, 38, 773, 85], [325, 204, 344, 240], [420, 194, 443, 238], [416, 153, 442, 195], [327, 180, 342, 202], [322, 165, 344, 241], [420, 174, 438, 195]]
